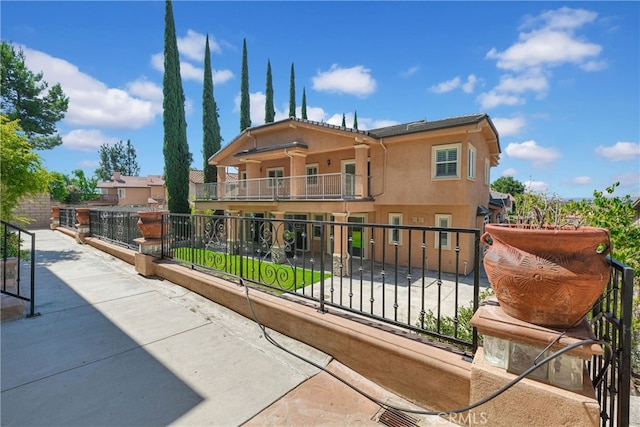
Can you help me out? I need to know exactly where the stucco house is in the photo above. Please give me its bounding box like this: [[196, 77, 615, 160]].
[[95, 172, 166, 208], [194, 113, 501, 270]]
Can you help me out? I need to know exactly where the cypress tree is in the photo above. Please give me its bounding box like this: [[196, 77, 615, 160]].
[[288, 63, 296, 118], [162, 0, 191, 213], [202, 34, 220, 184], [341, 113, 346, 128], [301, 87, 307, 120], [240, 38, 251, 131], [265, 59, 275, 123], [353, 110, 358, 130]]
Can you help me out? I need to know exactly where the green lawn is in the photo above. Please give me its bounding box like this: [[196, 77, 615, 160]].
[[173, 247, 330, 291]]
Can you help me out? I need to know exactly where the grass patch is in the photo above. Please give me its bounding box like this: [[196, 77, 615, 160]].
[[173, 247, 330, 291]]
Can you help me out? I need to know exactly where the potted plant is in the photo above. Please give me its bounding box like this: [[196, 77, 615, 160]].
[[481, 192, 611, 328]]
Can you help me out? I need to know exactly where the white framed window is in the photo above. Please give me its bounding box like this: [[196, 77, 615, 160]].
[[388, 213, 402, 245], [484, 158, 490, 185], [468, 145, 476, 180], [306, 164, 318, 185], [267, 168, 284, 188], [313, 214, 323, 239], [435, 214, 452, 250], [432, 143, 461, 179], [118, 188, 126, 199]]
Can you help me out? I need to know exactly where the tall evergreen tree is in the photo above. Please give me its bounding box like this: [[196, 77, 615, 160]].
[[202, 34, 220, 184], [240, 38, 251, 131], [265, 59, 275, 123], [301, 87, 307, 120], [162, 0, 191, 213], [341, 113, 346, 128], [288, 63, 296, 118], [353, 110, 358, 129]]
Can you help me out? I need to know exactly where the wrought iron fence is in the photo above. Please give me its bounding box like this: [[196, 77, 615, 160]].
[[89, 210, 141, 249], [1, 220, 36, 317], [59, 207, 77, 230], [589, 258, 634, 427], [162, 213, 481, 355]]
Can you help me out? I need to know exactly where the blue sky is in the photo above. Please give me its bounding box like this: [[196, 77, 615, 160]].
[[2, 1, 639, 199]]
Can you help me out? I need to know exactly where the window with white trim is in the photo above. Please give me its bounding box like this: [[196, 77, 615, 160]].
[[484, 158, 490, 185], [240, 171, 247, 189], [435, 214, 452, 250], [313, 214, 323, 239], [306, 164, 318, 185], [389, 213, 402, 245], [267, 168, 284, 188], [118, 188, 126, 199], [468, 145, 476, 180], [432, 143, 461, 179]]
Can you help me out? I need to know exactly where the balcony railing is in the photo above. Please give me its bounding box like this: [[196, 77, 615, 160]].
[[196, 173, 362, 201]]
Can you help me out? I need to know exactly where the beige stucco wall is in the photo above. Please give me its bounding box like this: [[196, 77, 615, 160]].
[[118, 187, 150, 206]]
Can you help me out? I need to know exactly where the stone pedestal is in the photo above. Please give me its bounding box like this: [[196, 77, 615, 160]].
[[1, 258, 25, 321], [468, 299, 601, 426], [133, 237, 168, 277], [75, 208, 91, 243], [50, 206, 60, 230]]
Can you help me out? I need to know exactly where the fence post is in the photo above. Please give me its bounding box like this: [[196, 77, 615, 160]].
[[75, 208, 91, 243], [133, 210, 168, 276]]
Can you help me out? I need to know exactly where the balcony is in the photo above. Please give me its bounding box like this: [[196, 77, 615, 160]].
[[196, 173, 362, 201]]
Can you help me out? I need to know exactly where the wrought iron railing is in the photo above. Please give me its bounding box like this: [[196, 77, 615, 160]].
[[89, 210, 141, 249], [162, 213, 481, 355], [589, 257, 634, 427], [197, 173, 362, 201], [1, 220, 36, 317], [59, 207, 77, 230]]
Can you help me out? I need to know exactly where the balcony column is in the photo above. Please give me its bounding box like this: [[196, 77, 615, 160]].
[[354, 143, 369, 197], [216, 166, 226, 199], [245, 160, 261, 199], [270, 211, 286, 264], [331, 213, 349, 276], [289, 151, 307, 198]]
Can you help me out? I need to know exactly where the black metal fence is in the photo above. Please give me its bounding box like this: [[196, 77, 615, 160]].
[[163, 213, 482, 355], [59, 207, 77, 230], [589, 257, 634, 427], [89, 210, 141, 249], [1, 220, 36, 317]]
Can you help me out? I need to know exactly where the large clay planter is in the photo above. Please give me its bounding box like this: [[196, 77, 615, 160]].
[[137, 211, 168, 239], [481, 224, 611, 328]]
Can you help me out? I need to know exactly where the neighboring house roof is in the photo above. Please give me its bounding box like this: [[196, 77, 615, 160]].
[[189, 169, 204, 184], [97, 175, 165, 189], [489, 190, 513, 208]]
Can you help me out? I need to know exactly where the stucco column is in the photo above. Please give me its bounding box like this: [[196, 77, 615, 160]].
[[354, 143, 369, 198], [332, 213, 349, 276], [75, 208, 91, 243], [245, 160, 261, 199], [270, 211, 286, 264], [216, 166, 226, 199], [289, 151, 307, 198]]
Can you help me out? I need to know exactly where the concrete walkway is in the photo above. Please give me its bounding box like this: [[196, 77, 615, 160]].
[[1, 230, 455, 426]]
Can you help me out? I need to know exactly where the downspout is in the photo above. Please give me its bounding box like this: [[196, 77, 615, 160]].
[[371, 137, 387, 198]]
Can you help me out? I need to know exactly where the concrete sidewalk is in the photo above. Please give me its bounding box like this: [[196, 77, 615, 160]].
[[1, 230, 453, 426]]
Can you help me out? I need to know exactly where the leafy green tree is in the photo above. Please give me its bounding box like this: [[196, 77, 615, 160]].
[[202, 34, 221, 184], [240, 38, 251, 131], [0, 115, 50, 223], [162, 0, 191, 213], [94, 140, 140, 182], [68, 169, 98, 201], [301, 87, 307, 120], [491, 176, 525, 195], [0, 41, 69, 150], [288, 63, 296, 118], [353, 110, 358, 129], [265, 59, 275, 123], [341, 113, 346, 128], [49, 171, 68, 202]]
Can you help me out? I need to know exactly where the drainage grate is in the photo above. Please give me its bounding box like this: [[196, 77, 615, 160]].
[[376, 407, 420, 427]]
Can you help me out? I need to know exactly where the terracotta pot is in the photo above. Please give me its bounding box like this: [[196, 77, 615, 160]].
[[137, 211, 168, 239], [51, 206, 60, 219], [481, 224, 611, 328], [75, 208, 90, 225]]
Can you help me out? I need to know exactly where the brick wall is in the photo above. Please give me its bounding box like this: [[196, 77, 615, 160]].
[[13, 193, 55, 229]]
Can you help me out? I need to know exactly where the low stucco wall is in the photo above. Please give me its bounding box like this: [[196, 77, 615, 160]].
[[70, 233, 473, 413]]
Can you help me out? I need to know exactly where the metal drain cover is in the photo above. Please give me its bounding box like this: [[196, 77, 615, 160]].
[[375, 407, 420, 427]]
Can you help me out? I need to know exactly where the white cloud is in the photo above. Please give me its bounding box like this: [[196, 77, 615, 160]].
[[22, 47, 159, 130], [430, 76, 460, 94], [505, 140, 561, 168], [477, 91, 525, 109], [177, 29, 213, 62], [495, 69, 549, 95], [62, 129, 119, 152], [126, 78, 163, 103], [502, 168, 517, 176], [213, 69, 234, 85], [462, 75, 479, 93], [492, 116, 526, 137], [401, 66, 420, 77], [595, 141, 640, 162], [612, 170, 640, 195], [524, 180, 549, 193], [312, 64, 377, 97], [79, 160, 100, 168], [570, 176, 593, 185], [521, 7, 598, 32], [581, 60, 607, 72], [180, 61, 204, 81]]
